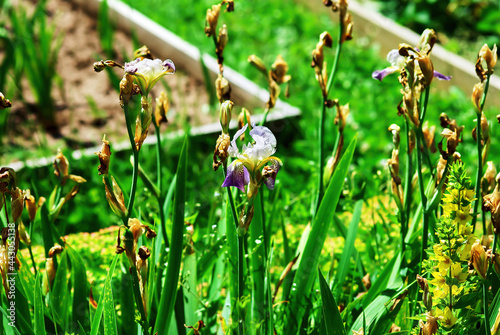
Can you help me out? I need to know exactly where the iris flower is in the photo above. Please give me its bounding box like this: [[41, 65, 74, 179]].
[[222, 124, 282, 193], [372, 49, 451, 82], [124, 58, 175, 96]]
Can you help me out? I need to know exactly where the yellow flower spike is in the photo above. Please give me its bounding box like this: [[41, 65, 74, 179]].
[[450, 263, 468, 283]]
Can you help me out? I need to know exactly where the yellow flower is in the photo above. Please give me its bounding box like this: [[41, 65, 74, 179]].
[[450, 263, 468, 283], [436, 306, 458, 328]]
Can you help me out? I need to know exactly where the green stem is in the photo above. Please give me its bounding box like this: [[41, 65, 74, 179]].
[[402, 118, 412, 254], [472, 74, 491, 233], [260, 107, 271, 126], [130, 264, 150, 335], [315, 35, 344, 214], [154, 122, 163, 192], [123, 103, 140, 221], [484, 281, 492, 335], [223, 165, 245, 334]]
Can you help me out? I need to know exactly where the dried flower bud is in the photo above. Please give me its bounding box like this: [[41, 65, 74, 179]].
[[334, 103, 350, 132], [217, 24, 228, 56], [479, 44, 497, 74], [418, 55, 434, 86], [215, 75, 231, 104], [154, 91, 169, 127], [24, 190, 37, 222], [205, 4, 221, 37], [11, 188, 24, 223], [48, 244, 64, 258], [128, 218, 145, 241], [119, 73, 134, 108], [223, 0, 234, 12], [484, 175, 500, 234], [220, 100, 233, 134], [0, 92, 11, 109], [341, 12, 353, 43], [138, 246, 151, 260], [95, 135, 112, 176], [135, 96, 153, 151], [17, 221, 31, 246], [93, 60, 122, 72], [483, 162, 497, 196], [238, 108, 251, 129], [133, 45, 153, 60], [441, 128, 458, 156], [420, 312, 438, 335], [248, 54, 268, 77], [266, 79, 281, 110], [54, 149, 69, 182], [388, 124, 400, 148], [213, 133, 231, 171], [470, 240, 488, 279], [416, 275, 432, 311], [104, 176, 128, 219], [422, 121, 436, 153], [472, 82, 485, 112], [418, 29, 437, 52], [271, 55, 291, 85]]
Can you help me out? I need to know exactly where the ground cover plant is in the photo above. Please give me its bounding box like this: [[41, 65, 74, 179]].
[[1, 0, 500, 334]]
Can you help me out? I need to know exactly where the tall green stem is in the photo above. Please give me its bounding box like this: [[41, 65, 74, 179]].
[[315, 32, 343, 214], [484, 281, 492, 335], [472, 74, 491, 234], [123, 103, 140, 221], [402, 118, 412, 254]]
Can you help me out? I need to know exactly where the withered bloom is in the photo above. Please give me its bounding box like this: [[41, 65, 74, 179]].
[[472, 82, 485, 112], [215, 74, 231, 104], [204, 4, 221, 37], [95, 135, 112, 176], [483, 173, 500, 234], [270, 55, 291, 85], [476, 44, 497, 81], [311, 32, 333, 98], [133, 45, 153, 60], [54, 149, 69, 184], [0, 92, 11, 109], [155, 91, 169, 127], [422, 121, 436, 153], [470, 240, 488, 280], [24, 189, 37, 222], [482, 161, 497, 196]]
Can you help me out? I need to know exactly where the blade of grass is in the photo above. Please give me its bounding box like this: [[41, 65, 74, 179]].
[[286, 135, 357, 333], [250, 190, 266, 329], [155, 137, 187, 334], [318, 269, 345, 335], [334, 200, 362, 299], [66, 245, 88, 330], [90, 254, 119, 335], [34, 273, 46, 335], [50, 250, 70, 329]]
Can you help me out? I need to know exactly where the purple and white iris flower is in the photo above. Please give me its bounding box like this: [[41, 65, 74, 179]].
[[124, 58, 175, 96], [222, 124, 282, 193], [372, 49, 451, 82]]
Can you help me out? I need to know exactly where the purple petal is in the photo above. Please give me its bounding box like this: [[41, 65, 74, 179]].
[[264, 159, 281, 190], [124, 58, 141, 74], [433, 70, 451, 81], [372, 67, 397, 81], [222, 162, 249, 192], [163, 59, 176, 73]]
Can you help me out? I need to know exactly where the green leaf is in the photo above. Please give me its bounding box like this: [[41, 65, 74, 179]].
[[66, 245, 88, 330], [285, 135, 357, 333], [34, 273, 46, 335], [155, 137, 188, 334], [334, 200, 363, 298], [318, 269, 345, 335], [50, 250, 70, 329], [90, 254, 119, 335]]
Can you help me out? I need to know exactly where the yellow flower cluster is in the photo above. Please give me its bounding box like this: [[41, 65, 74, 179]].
[[421, 166, 477, 332]]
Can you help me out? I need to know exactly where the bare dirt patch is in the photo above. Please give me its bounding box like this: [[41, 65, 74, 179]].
[[3, 0, 211, 162]]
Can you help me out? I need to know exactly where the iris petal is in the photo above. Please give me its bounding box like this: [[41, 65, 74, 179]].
[[433, 70, 451, 81], [222, 162, 249, 192], [264, 158, 281, 190], [372, 67, 398, 81]]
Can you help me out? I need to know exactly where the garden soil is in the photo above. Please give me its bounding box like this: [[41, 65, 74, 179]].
[[4, 0, 210, 161]]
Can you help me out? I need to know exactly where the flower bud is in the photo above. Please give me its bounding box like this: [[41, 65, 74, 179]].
[[248, 54, 268, 77], [238, 108, 251, 132], [479, 44, 497, 74], [320, 31, 333, 48], [213, 133, 231, 171], [204, 4, 221, 37], [418, 55, 434, 86], [418, 29, 437, 52], [95, 135, 112, 176], [18, 221, 31, 246], [483, 176, 500, 233], [388, 124, 400, 148], [54, 149, 69, 182], [119, 73, 134, 107], [48, 244, 64, 258], [217, 24, 228, 55], [215, 74, 231, 103], [104, 176, 128, 219], [271, 55, 291, 85], [11, 188, 23, 223], [24, 190, 37, 222], [154, 91, 169, 127], [0, 92, 11, 109], [220, 100, 233, 134], [135, 96, 153, 151], [133, 45, 153, 60], [472, 82, 485, 112]]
